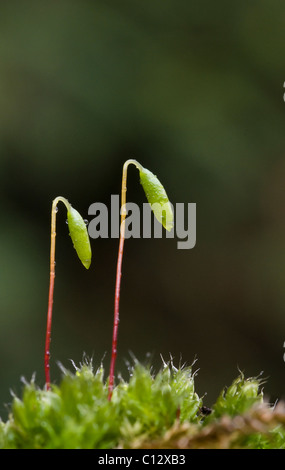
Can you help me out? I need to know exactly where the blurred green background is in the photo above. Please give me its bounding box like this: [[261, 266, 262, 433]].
[[1, 0, 285, 418]]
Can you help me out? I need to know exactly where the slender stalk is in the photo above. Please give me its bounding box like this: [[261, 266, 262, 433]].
[[45, 196, 70, 390], [108, 159, 142, 400]]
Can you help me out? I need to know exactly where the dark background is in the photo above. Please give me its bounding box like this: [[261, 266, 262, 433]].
[[1, 0, 285, 418]]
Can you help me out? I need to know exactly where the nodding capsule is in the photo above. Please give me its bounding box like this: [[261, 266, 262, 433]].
[[139, 167, 174, 232], [67, 206, 92, 269]]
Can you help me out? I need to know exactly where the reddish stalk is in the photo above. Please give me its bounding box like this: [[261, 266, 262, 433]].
[[108, 160, 142, 400], [107, 222, 125, 399], [44, 197, 69, 390]]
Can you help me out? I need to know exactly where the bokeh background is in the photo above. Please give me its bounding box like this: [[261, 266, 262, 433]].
[[1, 0, 285, 418]]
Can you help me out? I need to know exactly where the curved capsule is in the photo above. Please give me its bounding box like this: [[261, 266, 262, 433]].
[[139, 167, 174, 231], [67, 206, 92, 269]]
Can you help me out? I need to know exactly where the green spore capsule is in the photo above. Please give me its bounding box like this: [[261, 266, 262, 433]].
[[67, 206, 92, 269], [139, 167, 174, 231]]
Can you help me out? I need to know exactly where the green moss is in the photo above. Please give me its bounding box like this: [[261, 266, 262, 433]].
[[205, 372, 263, 422], [0, 359, 284, 449]]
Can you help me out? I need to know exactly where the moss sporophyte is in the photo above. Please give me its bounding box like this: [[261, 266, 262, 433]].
[[108, 159, 174, 399], [45, 197, 91, 390]]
